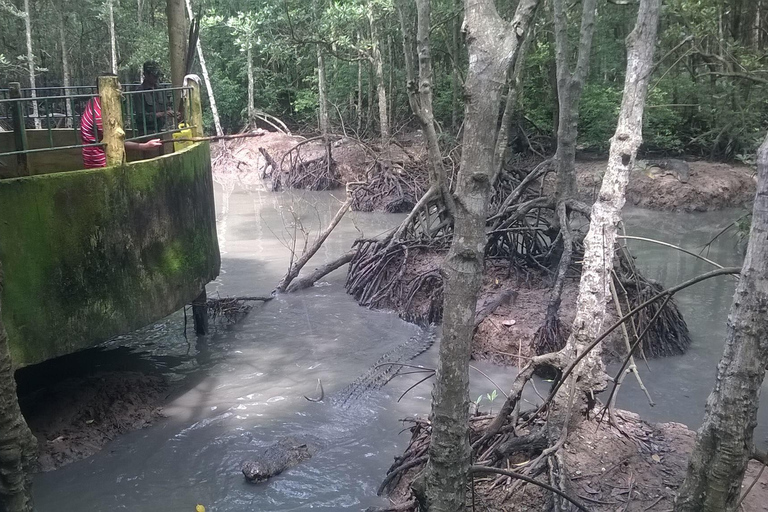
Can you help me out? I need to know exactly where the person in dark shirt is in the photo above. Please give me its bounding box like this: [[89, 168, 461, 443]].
[[134, 61, 175, 136]]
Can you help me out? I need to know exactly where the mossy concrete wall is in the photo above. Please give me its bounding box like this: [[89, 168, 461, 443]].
[[0, 142, 220, 367]]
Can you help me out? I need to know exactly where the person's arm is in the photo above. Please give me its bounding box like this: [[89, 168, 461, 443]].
[[125, 138, 163, 152]]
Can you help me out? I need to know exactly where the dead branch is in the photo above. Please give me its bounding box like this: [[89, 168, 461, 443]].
[[276, 197, 353, 292], [469, 466, 589, 511], [286, 251, 355, 292]]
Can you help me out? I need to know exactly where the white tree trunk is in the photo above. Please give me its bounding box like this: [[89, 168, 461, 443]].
[[368, 10, 389, 144], [317, 46, 329, 136], [356, 32, 363, 134], [184, 0, 222, 135], [108, 0, 117, 74], [59, 15, 73, 128], [247, 38, 255, 126], [559, 0, 660, 399], [23, 0, 40, 129]]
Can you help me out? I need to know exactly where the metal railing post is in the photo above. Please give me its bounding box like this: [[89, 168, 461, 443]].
[[9, 82, 29, 175], [98, 75, 126, 166], [184, 74, 204, 138]]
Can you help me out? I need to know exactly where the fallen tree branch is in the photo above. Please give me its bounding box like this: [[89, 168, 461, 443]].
[[286, 251, 356, 292], [469, 465, 589, 511], [276, 197, 353, 292]]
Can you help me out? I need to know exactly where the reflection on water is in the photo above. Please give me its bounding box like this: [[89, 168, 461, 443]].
[[30, 176, 755, 510], [618, 207, 760, 442]]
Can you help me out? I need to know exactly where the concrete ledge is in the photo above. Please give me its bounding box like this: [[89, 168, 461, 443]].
[[0, 142, 220, 366]]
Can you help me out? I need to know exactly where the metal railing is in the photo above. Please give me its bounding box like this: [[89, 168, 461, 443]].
[[0, 76, 203, 174]]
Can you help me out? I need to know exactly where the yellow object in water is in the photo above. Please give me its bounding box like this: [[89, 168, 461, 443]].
[[195, 505, 205, 512], [173, 123, 194, 152]]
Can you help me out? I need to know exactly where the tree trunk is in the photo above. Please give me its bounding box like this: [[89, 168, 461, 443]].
[[557, 0, 661, 402], [674, 133, 768, 511], [184, 0, 223, 136], [493, 18, 535, 180], [420, 1, 539, 509], [357, 32, 363, 134], [369, 9, 389, 144], [317, 46, 330, 136], [395, 0, 454, 216], [23, 0, 40, 129], [450, 0, 461, 132], [0, 260, 37, 512], [247, 38, 255, 126], [552, 0, 597, 202], [108, 0, 117, 74], [165, 0, 187, 88], [59, 14, 73, 128]]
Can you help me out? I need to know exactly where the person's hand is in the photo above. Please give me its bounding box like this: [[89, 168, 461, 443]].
[[139, 138, 163, 151]]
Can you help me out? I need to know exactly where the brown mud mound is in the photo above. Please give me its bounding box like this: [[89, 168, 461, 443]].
[[383, 411, 768, 511], [211, 131, 429, 210], [572, 159, 756, 212], [20, 371, 167, 471]]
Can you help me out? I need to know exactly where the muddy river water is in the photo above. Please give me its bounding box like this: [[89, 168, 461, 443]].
[[31, 173, 758, 511]]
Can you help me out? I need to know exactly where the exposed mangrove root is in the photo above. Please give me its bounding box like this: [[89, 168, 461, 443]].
[[206, 297, 255, 324], [349, 159, 429, 213], [270, 137, 342, 191]]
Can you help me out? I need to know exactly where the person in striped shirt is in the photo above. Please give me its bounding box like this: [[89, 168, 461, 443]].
[[81, 95, 162, 169]]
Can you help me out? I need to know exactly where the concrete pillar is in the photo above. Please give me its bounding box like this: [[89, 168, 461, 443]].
[[192, 288, 208, 335], [184, 74, 204, 138]]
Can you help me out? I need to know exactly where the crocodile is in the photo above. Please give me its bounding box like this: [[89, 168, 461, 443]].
[[241, 327, 437, 483], [640, 158, 690, 183]]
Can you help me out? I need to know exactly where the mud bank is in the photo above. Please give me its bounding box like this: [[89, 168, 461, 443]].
[[19, 369, 168, 471], [570, 159, 756, 212], [384, 410, 768, 511]]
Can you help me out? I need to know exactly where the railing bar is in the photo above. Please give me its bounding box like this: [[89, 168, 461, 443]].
[[126, 127, 188, 141], [46, 98, 54, 147], [0, 94, 98, 104], [0, 143, 105, 158]]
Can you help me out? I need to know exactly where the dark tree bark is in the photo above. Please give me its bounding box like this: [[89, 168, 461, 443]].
[[0, 260, 37, 512], [419, 0, 540, 509], [675, 133, 768, 512]]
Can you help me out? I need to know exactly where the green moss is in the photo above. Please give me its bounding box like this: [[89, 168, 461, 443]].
[[0, 142, 220, 367]]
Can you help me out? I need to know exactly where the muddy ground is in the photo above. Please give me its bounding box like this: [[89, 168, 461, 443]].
[[566, 159, 756, 212], [385, 410, 768, 511], [18, 368, 168, 471], [214, 131, 756, 212]]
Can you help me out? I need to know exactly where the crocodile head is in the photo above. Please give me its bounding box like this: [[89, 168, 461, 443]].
[[242, 461, 271, 482]]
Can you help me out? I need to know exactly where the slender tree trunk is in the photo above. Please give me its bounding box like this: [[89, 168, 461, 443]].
[[165, 0, 187, 88], [450, 0, 461, 132], [59, 14, 73, 128], [395, 0, 454, 216], [137, 0, 143, 26], [493, 19, 535, 180], [675, 133, 768, 511], [317, 46, 330, 136], [357, 32, 363, 134], [23, 0, 40, 129], [368, 9, 389, 144], [557, 0, 661, 403], [0, 260, 38, 512], [108, 0, 117, 74], [247, 38, 255, 126], [552, 0, 597, 201], [420, 1, 539, 509], [184, 0, 223, 135]]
